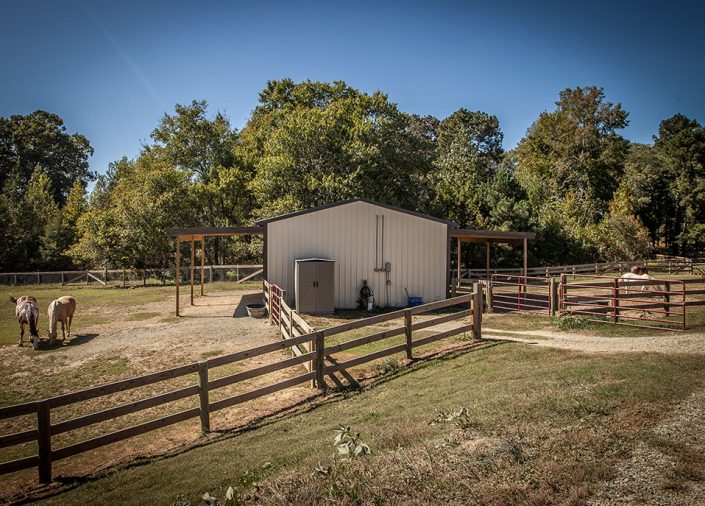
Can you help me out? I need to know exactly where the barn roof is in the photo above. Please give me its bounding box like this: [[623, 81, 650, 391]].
[[255, 198, 457, 226]]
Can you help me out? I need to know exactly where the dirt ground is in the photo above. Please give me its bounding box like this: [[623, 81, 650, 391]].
[[482, 327, 705, 354], [0, 288, 318, 501]]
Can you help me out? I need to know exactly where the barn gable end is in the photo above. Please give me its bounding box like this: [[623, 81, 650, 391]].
[[261, 199, 449, 309]]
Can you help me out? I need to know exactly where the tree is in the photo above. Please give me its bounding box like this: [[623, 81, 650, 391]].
[[653, 114, 705, 255], [429, 109, 504, 227], [248, 79, 428, 217], [0, 111, 94, 205], [515, 86, 629, 226]]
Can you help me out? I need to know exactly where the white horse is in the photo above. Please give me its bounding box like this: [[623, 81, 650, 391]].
[[10, 296, 40, 349], [47, 296, 76, 346], [620, 268, 665, 317]]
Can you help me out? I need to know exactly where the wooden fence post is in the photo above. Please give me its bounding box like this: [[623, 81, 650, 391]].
[[37, 399, 52, 484], [404, 309, 413, 360], [268, 284, 274, 325], [486, 278, 494, 313], [472, 283, 482, 340], [198, 362, 210, 433], [314, 332, 325, 390], [559, 274, 567, 315], [549, 278, 558, 317]]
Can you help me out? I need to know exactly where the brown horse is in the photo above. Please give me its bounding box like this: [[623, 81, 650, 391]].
[[47, 296, 76, 346], [10, 296, 40, 349]]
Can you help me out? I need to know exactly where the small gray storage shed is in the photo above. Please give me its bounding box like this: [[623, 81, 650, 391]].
[[294, 259, 335, 314]]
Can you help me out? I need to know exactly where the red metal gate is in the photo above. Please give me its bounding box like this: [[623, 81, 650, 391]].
[[560, 275, 686, 331], [490, 274, 551, 315], [269, 283, 284, 326]]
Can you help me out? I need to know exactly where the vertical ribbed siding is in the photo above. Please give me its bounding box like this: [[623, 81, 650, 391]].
[[266, 201, 447, 308]]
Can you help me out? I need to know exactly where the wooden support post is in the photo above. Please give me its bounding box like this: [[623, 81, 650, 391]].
[[37, 399, 52, 484], [404, 309, 413, 360], [457, 237, 461, 280], [314, 332, 325, 389], [485, 241, 490, 281], [549, 278, 558, 317], [200, 239, 205, 296], [122, 269, 126, 288], [209, 265, 213, 284], [190, 238, 195, 306], [198, 362, 210, 433], [472, 283, 482, 340], [175, 239, 180, 317], [613, 278, 619, 323]]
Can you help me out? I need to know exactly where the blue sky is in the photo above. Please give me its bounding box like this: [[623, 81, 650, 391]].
[[2, 0, 704, 176]]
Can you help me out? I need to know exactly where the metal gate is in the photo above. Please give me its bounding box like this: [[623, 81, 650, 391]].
[[490, 274, 552, 315], [560, 275, 686, 331], [269, 283, 284, 326]]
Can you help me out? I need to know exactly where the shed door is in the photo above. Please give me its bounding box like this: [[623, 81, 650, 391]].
[[314, 262, 335, 313], [296, 262, 318, 313]]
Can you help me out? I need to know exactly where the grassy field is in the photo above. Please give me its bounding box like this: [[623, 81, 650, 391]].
[[25, 343, 705, 505], [0, 282, 259, 347]]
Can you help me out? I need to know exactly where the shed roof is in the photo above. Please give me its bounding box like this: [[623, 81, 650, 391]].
[[255, 198, 456, 226], [450, 228, 536, 245], [166, 226, 263, 241]]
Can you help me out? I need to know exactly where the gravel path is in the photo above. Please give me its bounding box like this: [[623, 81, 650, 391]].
[[482, 327, 705, 354], [590, 388, 705, 505]]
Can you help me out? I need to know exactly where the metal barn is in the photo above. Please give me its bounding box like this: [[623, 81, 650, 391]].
[[258, 198, 452, 309]]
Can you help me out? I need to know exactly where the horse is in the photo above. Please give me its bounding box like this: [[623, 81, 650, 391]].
[[47, 296, 76, 346], [10, 296, 40, 349], [620, 267, 665, 318]]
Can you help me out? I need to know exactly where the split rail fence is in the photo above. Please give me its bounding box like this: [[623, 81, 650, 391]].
[[0, 265, 263, 287], [1, 284, 482, 484], [455, 257, 703, 281]]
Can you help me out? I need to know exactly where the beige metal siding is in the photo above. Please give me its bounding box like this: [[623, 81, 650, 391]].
[[266, 201, 448, 308]]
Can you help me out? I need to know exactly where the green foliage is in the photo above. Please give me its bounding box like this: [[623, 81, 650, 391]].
[[3, 81, 705, 272], [552, 314, 590, 330]]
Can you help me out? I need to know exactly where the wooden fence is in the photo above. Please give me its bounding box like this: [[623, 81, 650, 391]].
[[455, 257, 703, 281], [0, 286, 482, 484], [0, 265, 263, 287]]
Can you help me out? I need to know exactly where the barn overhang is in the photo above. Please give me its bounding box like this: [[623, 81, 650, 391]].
[[448, 229, 536, 281]]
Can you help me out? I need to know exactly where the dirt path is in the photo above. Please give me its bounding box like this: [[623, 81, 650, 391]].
[[482, 327, 705, 354]]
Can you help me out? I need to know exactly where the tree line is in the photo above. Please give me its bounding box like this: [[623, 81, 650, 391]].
[[1, 79, 704, 272]]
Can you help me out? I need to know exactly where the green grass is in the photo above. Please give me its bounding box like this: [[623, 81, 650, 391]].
[[126, 312, 161, 321], [30, 344, 705, 505]]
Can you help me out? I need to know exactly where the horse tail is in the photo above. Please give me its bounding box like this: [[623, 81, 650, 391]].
[[28, 304, 39, 337], [48, 300, 58, 337]]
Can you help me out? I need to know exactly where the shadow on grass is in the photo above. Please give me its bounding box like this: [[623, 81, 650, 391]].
[[19, 338, 504, 505]]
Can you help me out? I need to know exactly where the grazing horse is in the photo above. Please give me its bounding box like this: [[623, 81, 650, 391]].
[[620, 267, 665, 317], [10, 296, 40, 349], [47, 296, 76, 346]]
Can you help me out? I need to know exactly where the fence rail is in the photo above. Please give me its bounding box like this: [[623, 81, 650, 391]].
[[1, 284, 482, 484], [559, 275, 687, 331], [0, 265, 263, 287], [456, 257, 703, 281]]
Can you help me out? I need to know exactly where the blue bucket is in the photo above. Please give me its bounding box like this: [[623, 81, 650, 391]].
[[407, 296, 423, 307]]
